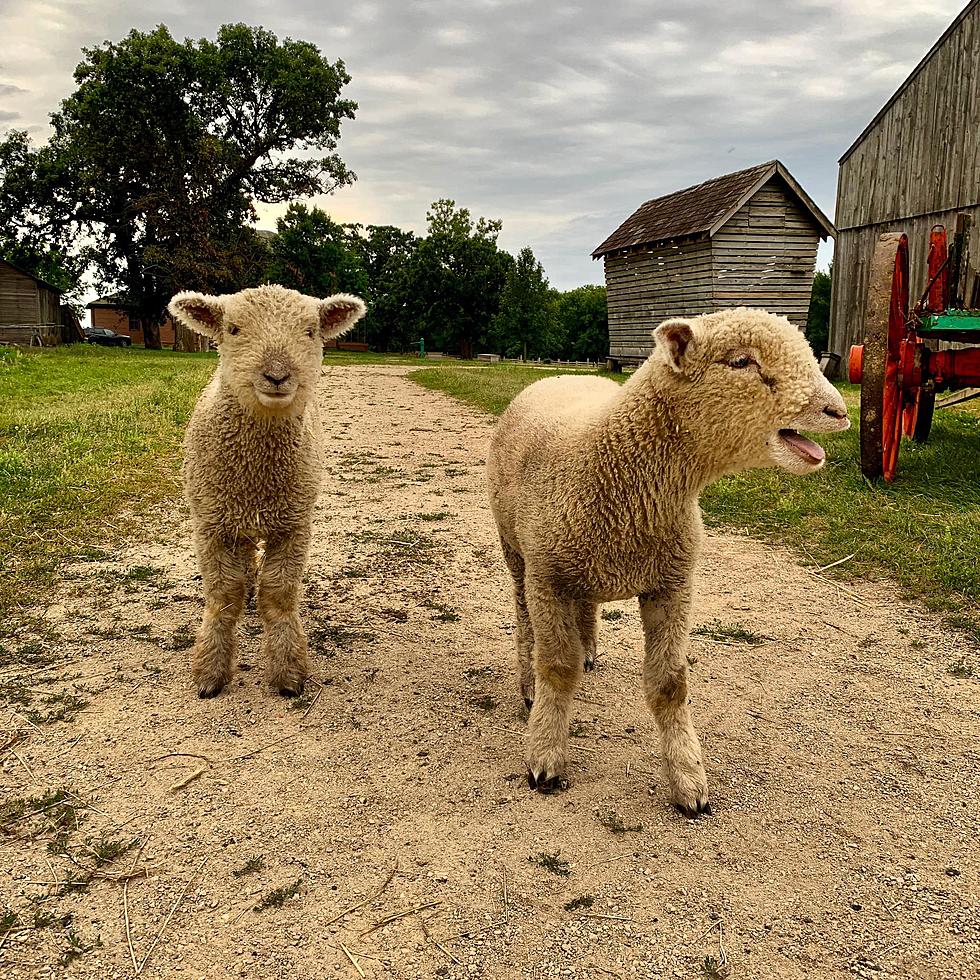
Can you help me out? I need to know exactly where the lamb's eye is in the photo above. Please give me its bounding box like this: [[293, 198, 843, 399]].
[[227, 325, 240, 337], [729, 354, 756, 369]]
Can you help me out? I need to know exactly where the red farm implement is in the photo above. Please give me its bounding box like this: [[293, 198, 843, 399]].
[[848, 215, 980, 481]]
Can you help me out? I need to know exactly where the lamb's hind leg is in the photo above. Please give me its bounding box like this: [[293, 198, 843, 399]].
[[257, 528, 311, 697], [639, 584, 710, 817], [578, 602, 598, 671], [500, 539, 535, 708], [193, 533, 251, 698], [524, 580, 584, 793]]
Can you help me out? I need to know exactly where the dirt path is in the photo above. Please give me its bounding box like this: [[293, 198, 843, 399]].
[[2, 364, 979, 980]]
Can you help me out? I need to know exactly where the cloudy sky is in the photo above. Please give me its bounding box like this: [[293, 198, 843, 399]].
[[0, 0, 967, 288]]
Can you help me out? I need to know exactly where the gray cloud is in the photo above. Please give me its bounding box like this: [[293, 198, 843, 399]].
[[0, 0, 965, 287]]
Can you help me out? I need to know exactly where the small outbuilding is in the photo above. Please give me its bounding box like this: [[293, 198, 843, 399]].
[[593, 160, 835, 367], [87, 296, 177, 347], [0, 258, 66, 346]]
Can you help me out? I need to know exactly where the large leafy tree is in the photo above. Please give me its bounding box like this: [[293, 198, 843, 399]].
[[0, 23, 356, 347], [491, 246, 552, 360], [407, 200, 512, 358], [552, 284, 608, 361], [345, 224, 419, 351], [267, 204, 369, 300], [806, 264, 832, 354]]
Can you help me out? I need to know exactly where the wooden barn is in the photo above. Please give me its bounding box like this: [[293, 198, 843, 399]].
[[593, 160, 835, 367], [0, 259, 65, 346], [830, 0, 980, 360]]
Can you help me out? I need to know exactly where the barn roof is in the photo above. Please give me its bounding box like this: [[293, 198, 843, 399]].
[[0, 258, 64, 294], [592, 160, 835, 258], [840, 0, 979, 164]]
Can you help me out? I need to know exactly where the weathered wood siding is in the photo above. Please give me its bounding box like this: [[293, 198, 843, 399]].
[[0, 324, 60, 346], [605, 239, 713, 358], [0, 262, 40, 324], [605, 178, 819, 359], [830, 0, 980, 358], [712, 179, 819, 327], [0, 261, 63, 328]]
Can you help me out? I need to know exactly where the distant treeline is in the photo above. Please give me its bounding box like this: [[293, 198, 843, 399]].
[[261, 200, 608, 359]]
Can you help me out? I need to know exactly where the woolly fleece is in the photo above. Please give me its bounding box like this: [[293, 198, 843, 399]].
[[170, 284, 366, 697], [486, 308, 849, 813]]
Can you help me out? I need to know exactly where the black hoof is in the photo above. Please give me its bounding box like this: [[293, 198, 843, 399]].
[[583, 658, 596, 672], [278, 684, 304, 698], [198, 686, 222, 699], [523, 697, 534, 711], [527, 767, 567, 794], [674, 799, 712, 818]]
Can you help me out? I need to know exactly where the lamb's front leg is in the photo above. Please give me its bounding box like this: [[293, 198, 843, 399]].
[[257, 527, 311, 696], [524, 581, 585, 793], [193, 532, 251, 698], [639, 585, 710, 817]]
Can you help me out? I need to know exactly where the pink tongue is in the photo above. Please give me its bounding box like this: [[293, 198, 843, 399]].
[[781, 430, 825, 463]]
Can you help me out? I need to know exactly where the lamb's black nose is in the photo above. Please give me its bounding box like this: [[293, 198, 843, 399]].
[[263, 371, 290, 387]]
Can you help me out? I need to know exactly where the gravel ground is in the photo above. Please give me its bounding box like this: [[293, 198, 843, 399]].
[[1, 363, 978, 979]]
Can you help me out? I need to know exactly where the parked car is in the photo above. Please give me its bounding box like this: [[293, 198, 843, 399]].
[[84, 327, 132, 347]]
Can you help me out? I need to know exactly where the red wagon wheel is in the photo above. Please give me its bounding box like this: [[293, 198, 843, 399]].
[[859, 233, 909, 481]]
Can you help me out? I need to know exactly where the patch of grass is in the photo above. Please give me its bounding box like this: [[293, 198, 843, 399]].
[[597, 808, 643, 834], [308, 621, 376, 656], [413, 511, 452, 522], [167, 624, 196, 651], [254, 878, 303, 910], [0, 346, 216, 617], [702, 955, 731, 979], [232, 855, 266, 877], [564, 894, 595, 911], [468, 694, 498, 711], [121, 564, 162, 582], [601, 609, 623, 622], [948, 658, 975, 678], [692, 620, 769, 646], [528, 851, 571, 877], [25, 692, 89, 725], [411, 367, 980, 637], [423, 599, 461, 623]]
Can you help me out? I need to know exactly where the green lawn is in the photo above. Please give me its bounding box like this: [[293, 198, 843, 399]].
[[411, 364, 980, 640], [0, 345, 218, 618]]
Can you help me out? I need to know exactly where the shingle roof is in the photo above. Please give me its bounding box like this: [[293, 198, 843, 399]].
[[592, 160, 834, 258]]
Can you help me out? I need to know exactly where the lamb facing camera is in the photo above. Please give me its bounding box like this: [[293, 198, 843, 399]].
[[486, 307, 849, 815], [170, 284, 366, 699]]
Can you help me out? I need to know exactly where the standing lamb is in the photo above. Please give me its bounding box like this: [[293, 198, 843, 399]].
[[169, 284, 366, 698], [486, 308, 849, 815]]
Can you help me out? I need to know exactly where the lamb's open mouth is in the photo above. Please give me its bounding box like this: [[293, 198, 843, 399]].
[[778, 428, 825, 465]]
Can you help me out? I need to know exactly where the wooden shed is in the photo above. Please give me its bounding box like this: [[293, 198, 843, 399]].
[[830, 0, 980, 360], [593, 160, 835, 366], [0, 259, 64, 346]]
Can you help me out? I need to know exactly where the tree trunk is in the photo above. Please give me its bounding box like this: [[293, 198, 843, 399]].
[[141, 318, 162, 350], [173, 322, 210, 353]]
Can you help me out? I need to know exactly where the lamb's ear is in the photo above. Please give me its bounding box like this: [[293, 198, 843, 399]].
[[653, 318, 696, 374], [168, 292, 225, 341], [319, 293, 367, 340]]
